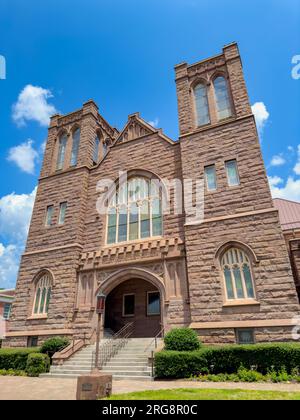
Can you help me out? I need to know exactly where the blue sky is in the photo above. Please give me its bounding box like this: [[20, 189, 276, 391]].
[[0, 0, 299, 288]]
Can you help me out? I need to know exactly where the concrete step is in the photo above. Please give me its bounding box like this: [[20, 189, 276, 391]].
[[50, 368, 151, 376], [101, 366, 150, 372], [40, 373, 153, 381], [104, 361, 148, 366], [54, 366, 91, 371], [101, 371, 151, 377]]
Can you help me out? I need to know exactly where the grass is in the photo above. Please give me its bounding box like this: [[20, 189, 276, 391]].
[[106, 388, 300, 400]]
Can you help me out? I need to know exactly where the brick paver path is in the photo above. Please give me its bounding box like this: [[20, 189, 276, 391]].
[[2, 376, 300, 400]]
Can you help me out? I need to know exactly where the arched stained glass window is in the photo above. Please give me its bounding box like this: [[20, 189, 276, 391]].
[[214, 76, 232, 120], [33, 273, 52, 315], [57, 134, 67, 170], [194, 83, 210, 126], [221, 248, 255, 300], [70, 128, 80, 166], [107, 177, 163, 244], [93, 135, 100, 163]]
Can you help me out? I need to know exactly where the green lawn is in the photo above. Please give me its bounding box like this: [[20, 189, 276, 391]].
[[107, 388, 300, 400]]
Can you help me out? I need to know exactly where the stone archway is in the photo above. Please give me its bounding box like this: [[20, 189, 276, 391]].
[[95, 267, 166, 338]]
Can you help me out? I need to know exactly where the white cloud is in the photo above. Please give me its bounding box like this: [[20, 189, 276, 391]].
[[7, 139, 39, 174], [268, 175, 283, 187], [0, 188, 37, 289], [270, 155, 286, 167], [0, 244, 20, 290], [288, 146, 294, 153], [251, 102, 270, 136], [12, 84, 57, 127], [0, 188, 37, 243], [148, 118, 159, 128], [0, 243, 5, 257], [293, 145, 300, 175], [269, 176, 300, 202]]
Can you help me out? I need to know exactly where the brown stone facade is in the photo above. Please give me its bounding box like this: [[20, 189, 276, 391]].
[[4, 43, 300, 347]]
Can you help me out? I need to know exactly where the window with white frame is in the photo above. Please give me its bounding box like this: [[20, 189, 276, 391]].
[[204, 165, 217, 191], [107, 177, 162, 244], [57, 133, 67, 170], [194, 83, 210, 126], [45, 205, 54, 227], [213, 76, 232, 120], [58, 202, 67, 225], [221, 247, 255, 301], [3, 303, 11, 320], [225, 159, 240, 186], [33, 273, 52, 315], [70, 128, 80, 166]]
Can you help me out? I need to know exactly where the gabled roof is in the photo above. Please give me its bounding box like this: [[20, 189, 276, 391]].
[[0, 289, 15, 302], [273, 198, 300, 231], [115, 112, 174, 145]]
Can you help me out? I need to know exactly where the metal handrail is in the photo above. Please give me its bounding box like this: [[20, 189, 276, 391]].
[[144, 326, 165, 353], [92, 322, 134, 369]]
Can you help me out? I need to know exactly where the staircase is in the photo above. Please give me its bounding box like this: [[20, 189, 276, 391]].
[[41, 337, 160, 380]]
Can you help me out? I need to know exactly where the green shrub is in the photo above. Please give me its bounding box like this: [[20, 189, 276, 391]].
[[164, 328, 201, 352], [26, 353, 50, 377], [202, 343, 300, 375], [236, 367, 265, 382], [0, 369, 27, 376], [155, 350, 207, 378], [154, 343, 300, 379], [40, 337, 70, 358], [0, 348, 38, 370]]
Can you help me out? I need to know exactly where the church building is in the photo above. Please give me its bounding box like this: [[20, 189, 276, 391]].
[[5, 43, 300, 347]]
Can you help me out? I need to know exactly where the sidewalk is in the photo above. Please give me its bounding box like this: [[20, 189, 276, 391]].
[[1, 376, 300, 400]]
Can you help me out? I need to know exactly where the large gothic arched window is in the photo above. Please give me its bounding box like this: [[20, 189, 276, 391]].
[[70, 128, 80, 166], [57, 133, 67, 170], [107, 177, 162, 244], [221, 247, 255, 301], [214, 76, 232, 120], [33, 272, 52, 315], [194, 82, 210, 126]]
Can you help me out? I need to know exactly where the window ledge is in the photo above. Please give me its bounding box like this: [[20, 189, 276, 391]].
[[222, 299, 260, 308], [27, 315, 48, 320]]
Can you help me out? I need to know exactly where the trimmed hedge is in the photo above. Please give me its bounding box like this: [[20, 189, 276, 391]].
[[0, 348, 39, 371], [203, 343, 300, 375], [40, 337, 70, 358], [155, 343, 300, 379], [164, 328, 201, 352], [155, 350, 207, 378], [26, 353, 50, 377]]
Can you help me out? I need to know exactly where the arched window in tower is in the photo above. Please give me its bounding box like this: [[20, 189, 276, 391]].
[[221, 247, 255, 301], [33, 272, 52, 316], [107, 177, 163, 244], [93, 135, 100, 163], [214, 76, 232, 120], [194, 82, 210, 126], [57, 133, 67, 170], [70, 128, 80, 166], [103, 139, 108, 157]]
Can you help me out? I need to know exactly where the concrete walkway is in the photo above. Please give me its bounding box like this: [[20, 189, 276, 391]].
[[2, 376, 300, 400]]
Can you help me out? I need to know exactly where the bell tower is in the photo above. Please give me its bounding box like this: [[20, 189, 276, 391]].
[[175, 43, 300, 342]]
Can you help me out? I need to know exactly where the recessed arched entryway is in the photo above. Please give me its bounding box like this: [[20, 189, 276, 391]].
[[95, 267, 166, 338], [104, 278, 161, 337]]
